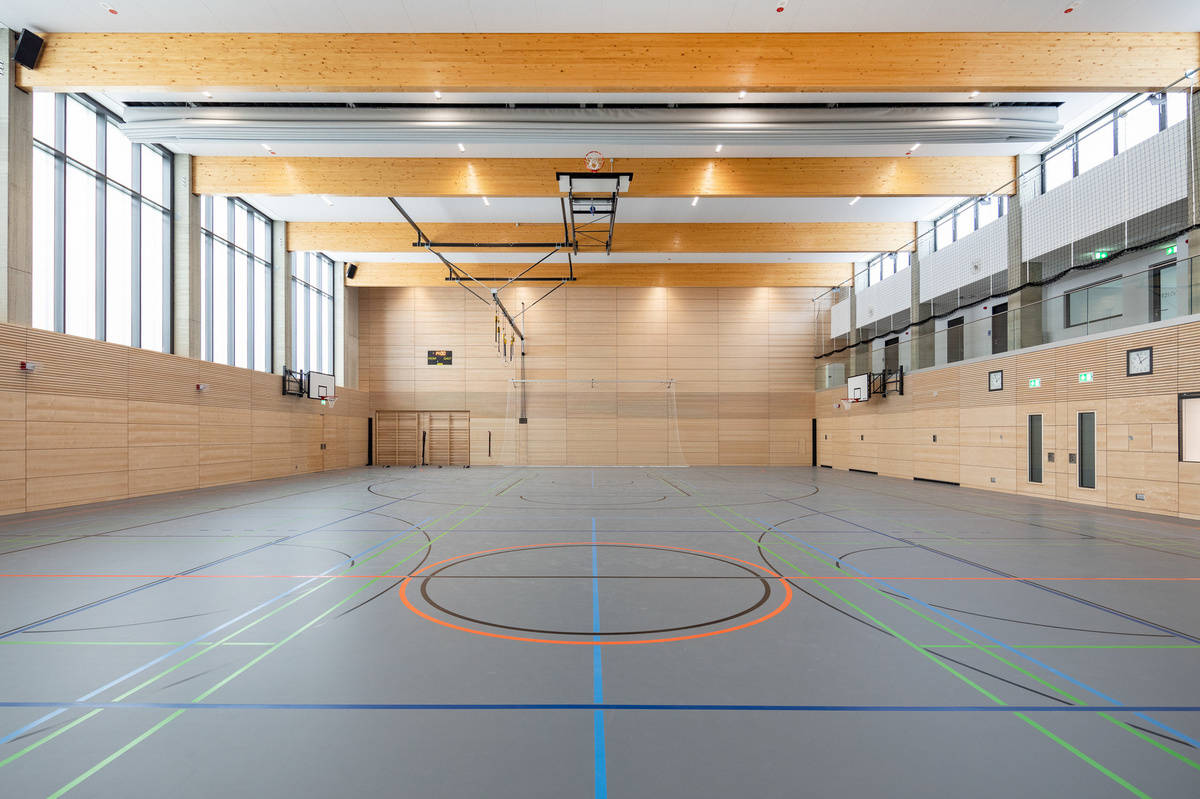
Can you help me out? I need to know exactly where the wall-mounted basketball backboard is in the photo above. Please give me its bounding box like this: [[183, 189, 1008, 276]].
[[308, 371, 336, 400], [847, 373, 871, 402]]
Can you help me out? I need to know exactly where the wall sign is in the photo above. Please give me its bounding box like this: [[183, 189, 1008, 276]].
[[1028, 378, 1041, 388], [427, 350, 453, 365], [1078, 371, 1094, 383]]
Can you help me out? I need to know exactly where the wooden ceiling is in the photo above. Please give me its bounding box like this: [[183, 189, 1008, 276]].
[[17, 32, 1199, 92], [287, 221, 917, 253]]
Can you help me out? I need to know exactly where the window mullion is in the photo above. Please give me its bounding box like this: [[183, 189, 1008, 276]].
[[131, 145, 143, 348], [52, 94, 67, 333]]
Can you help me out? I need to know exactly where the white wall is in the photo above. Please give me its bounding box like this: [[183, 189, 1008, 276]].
[[920, 215, 1008, 302]]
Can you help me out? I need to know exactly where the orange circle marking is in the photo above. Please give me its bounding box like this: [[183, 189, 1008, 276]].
[[399, 541, 792, 645]]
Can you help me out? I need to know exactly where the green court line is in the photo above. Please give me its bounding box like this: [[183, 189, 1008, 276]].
[[701, 505, 1158, 799], [921, 644, 1200, 650], [45, 499, 496, 798], [719, 504, 1200, 777]]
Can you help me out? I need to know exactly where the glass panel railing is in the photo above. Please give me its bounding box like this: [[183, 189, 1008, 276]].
[[815, 251, 1198, 390]]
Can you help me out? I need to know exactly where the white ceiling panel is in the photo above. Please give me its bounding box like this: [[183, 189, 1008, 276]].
[[242, 195, 958, 224], [6, 0, 1199, 32], [323, 251, 872, 264]]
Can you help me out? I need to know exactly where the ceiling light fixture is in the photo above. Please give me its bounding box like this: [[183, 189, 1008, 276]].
[[714, 144, 723, 153], [99, 2, 118, 14], [1063, 2, 1081, 13], [260, 143, 276, 154], [910, 142, 922, 151], [321, 195, 334, 206], [969, 90, 980, 98], [482, 196, 490, 206], [434, 90, 443, 100], [738, 90, 747, 100], [457, 142, 466, 152], [202, 91, 213, 99], [691, 196, 699, 207], [848, 196, 861, 206]]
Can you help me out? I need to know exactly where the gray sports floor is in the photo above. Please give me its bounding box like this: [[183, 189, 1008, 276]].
[[0, 466, 1198, 798]]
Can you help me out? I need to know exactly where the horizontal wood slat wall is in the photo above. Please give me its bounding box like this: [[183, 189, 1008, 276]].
[[359, 285, 819, 466], [19, 33, 1200, 93], [193, 156, 1017, 198], [347, 262, 851, 288], [289, 222, 917, 254], [815, 320, 1200, 520], [0, 322, 370, 516]]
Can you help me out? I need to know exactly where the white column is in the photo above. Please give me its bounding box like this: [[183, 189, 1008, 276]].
[[171, 153, 202, 357], [271, 220, 291, 374]]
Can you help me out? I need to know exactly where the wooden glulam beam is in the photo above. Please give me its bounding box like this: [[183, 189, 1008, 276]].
[[17, 33, 1200, 93], [193, 156, 1018, 198], [287, 222, 917, 253], [345, 261, 852, 288]]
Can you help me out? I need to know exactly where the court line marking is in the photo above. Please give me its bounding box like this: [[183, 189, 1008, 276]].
[[397, 542, 792, 645], [4, 573, 1199, 580], [2, 701, 1199, 713], [591, 517, 607, 799], [751, 512, 1200, 757], [698, 504, 1154, 799], [0, 506, 444, 759], [41, 494, 503, 798]]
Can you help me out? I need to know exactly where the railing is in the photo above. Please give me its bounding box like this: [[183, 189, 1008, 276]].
[[813, 251, 1199, 390]]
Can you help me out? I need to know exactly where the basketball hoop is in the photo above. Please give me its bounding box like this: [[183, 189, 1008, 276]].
[[584, 150, 604, 172], [320, 395, 338, 408], [837, 398, 862, 411]]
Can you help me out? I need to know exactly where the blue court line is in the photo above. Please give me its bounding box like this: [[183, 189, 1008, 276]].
[[2, 701, 1198, 713], [591, 516, 607, 799], [755, 518, 1200, 751], [0, 504, 435, 748]]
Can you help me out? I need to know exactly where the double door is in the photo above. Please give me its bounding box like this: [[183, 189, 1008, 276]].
[[375, 410, 470, 466]]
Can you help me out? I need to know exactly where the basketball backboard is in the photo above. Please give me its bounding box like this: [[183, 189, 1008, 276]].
[[847, 373, 871, 402], [308, 371, 336, 400]]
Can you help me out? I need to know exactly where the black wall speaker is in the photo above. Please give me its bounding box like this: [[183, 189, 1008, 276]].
[[14, 30, 45, 70], [345, 263, 359, 279]]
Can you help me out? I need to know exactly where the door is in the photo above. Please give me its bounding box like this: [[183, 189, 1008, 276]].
[[884, 337, 899, 374], [1077, 411, 1096, 489], [1027, 414, 1043, 483], [991, 303, 1008, 354], [946, 317, 965, 363]]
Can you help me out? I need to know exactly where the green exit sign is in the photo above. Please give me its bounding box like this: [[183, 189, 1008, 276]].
[[1028, 378, 1041, 388], [1079, 372, 1094, 383], [1165, 244, 1178, 256]]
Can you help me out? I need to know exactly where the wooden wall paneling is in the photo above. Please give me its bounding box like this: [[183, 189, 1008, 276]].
[[667, 288, 718, 466], [449, 411, 471, 466], [22, 33, 1199, 93], [194, 155, 1017, 199]]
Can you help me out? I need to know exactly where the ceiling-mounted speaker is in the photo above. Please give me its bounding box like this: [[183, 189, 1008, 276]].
[[345, 263, 358, 279], [14, 29, 45, 70]]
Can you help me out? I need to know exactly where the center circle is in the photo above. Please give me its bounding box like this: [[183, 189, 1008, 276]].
[[399, 542, 792, 645]]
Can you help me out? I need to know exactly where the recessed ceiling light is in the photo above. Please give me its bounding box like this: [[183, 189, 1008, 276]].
[[99, 2, 118, 14], [738, 90, 747, 100], [457, 143, 466, 152], [321, 195, 334, 206], [691, 196, 699, 207], [714, 144, 723, 153], [848, 196, 861, 206], [260, 143, 275, 154], [1063, 2, 1081, 13], [201, 91, 213, 99], [482, 196, 490, 206], [910, 142, 921, 151], [434, 90, 443, 100], [969, 90, 980, 99]]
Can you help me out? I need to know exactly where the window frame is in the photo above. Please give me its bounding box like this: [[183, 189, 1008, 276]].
[[200, 195, 274, 371], [1180, 393, 1200, 464], [1062, 275, 1124, 329], [290, 251, 336, 376], [31, 92, 173, 351]]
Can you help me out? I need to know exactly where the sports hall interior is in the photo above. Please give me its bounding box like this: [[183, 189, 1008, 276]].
[[0, 4, 1199, 797]]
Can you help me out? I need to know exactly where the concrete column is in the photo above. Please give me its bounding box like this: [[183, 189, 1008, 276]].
[[171, 153, 202, 358], [271, 220, 291, 374], [911, 221, 934, 370], [1, 29, 33, 326], [1009, 155, 1043, 350], [847, 264, 869, 376], [333, 261, 359, 389]]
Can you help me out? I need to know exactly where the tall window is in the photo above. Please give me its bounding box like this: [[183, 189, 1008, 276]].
[[201, 196, 273, 370], [291, 252, 334, 375], [1041, 91, 1189, 194], [31, 93, 172, 350]]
